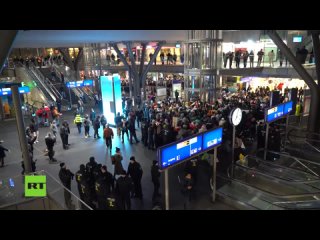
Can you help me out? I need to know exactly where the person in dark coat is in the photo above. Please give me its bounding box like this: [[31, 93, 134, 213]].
[[128, 118, 139, 144], [112, 147, 124, 177], [151, 160, 161, 201], [182, 173, 194, 210], [101, 165, 114, 194], [86, 157, 98, 200], [45, 132, 57, 162], [95, 169, 108, 210], [127, 156, 143, 199], [94, 116, 101, 138], [0, 140, 9, 168], [75, 164, 93, 209], [115, 170, 133, 210], [58, 162, 74, 209]]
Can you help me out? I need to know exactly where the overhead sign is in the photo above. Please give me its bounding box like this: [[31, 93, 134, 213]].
[[0, 86, 30, 96], [158, 127, 223, 170], [67, 80, 93, 88], [284, 101, 293, 115], [265, 101, 293, 123], [203, 127, 223, 151], [266, 104, 284, 123]]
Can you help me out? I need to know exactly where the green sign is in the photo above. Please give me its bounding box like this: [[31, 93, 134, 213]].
[[25, 175, 47, 197]]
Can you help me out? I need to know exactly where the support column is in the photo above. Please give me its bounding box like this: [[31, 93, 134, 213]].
[[0, 30, 18, 74], [11, 85, 31, 173], [311, 33, 320, 87], [267, 30, 320, 134], [0, 97, 4, 121]]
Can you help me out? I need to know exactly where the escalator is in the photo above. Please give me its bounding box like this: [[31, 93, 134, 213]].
[[20, 65, 56, 103], [216, 151, 320, 209], [52, 63, 93, 103]]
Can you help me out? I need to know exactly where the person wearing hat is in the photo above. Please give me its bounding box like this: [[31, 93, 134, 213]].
[[127, 156, 143, 199], [151, 160, 161, 201], [58, 162, 75, 209], [0, 140, 10, 168]]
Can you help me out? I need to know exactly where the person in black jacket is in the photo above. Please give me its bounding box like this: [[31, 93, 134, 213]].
[[75, 164, 87, 203], [94, 116, 101, 138], [0, 140, 9, 167], [101, 165, 114, 194], [115, 170, 133, 210], [128, 117, 139, 144], [86, 157, 98, 201], [59, 162, 75, 209], [45, 132, 57, 162], [95, 170, 108, 210], [151, 160, 161, 201], [127, 156, 143, 199]]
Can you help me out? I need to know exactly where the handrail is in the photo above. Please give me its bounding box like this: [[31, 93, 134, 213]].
[[37, 170, 93, 210], [31, 63, 62, 100], [305, 140, 320, 153], [219, 172, 320, 200], [238, 157, 320, 183], [26, 64, 56, 102], [258, 149, 320, 177]]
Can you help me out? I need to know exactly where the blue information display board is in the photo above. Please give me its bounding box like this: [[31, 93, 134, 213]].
[[265, 104, 284, 123], [67, 80, 93, 88], [284, 101, 293, 115], [83, 80, 93, 86], [0, 86, 30, 96], [160, 135, 203, 169], [203, 127, 223, 151], [265, 101, 293, 123], [158, 127, 223, 170]]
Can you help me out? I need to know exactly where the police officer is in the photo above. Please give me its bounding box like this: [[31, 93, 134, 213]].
[[75, 164, 88, 202], [127, 156, 143, 199], [58, 162, 74, 209], [115, 170, 133, 210], [101, 165, 114, 194], [86, 157, 98, 201], [151, 160, 161, 201], [74, 113, 82, 134], [95, 170, 108, 210]]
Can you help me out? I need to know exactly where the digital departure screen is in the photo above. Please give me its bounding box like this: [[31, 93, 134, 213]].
[[0, 87, 30, 96], [159, 135, 203, 169], [66, 81, 76, 88], [83, 80, 93, 86], [284, 101, 293, 115], [203, 127, 223, 151], [266, 104, 284, 123]]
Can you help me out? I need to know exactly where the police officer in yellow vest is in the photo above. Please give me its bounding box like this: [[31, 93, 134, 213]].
[[74, 114, 83, 134], [295, 101, 302, 123]]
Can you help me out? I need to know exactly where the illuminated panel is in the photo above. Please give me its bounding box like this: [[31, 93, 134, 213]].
[[100, 76, 114, 125], [284, 101, 293, 115], [266, 104, 284, 123], [203, 127, 223, 151], [83, 80, 93, 86], [159, 135, 203, 170], [113, 74, 123, 119]]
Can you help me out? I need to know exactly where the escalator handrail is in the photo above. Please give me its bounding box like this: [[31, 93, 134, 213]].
[[218, 172, 320, 202], [235, 156, 320, 185], [243, 155, 320, 182], [257, 149, 320, 176], [26, 65, 56, 102], [30, 63, 62, 100]]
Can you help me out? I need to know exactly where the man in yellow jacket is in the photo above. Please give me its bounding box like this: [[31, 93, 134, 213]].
[[295, 101, 302, 124], [74, 114, 83, 134]]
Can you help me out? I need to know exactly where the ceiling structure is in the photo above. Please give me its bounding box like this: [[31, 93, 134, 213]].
[[13, 30, 188, 48]]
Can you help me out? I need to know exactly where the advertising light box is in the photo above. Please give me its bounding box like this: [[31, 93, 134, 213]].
[[284, 101, 293, 115], [66, 81, 76, 88], [159, 134, 203, 169], [203, 127, 223, 151], [266, 104, 284, 123]]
